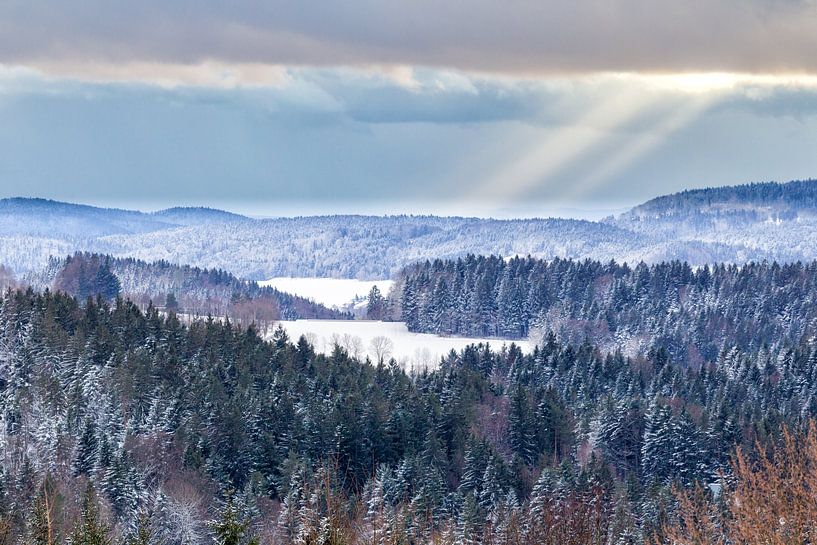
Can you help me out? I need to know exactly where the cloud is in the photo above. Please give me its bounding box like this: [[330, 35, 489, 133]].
[[2, 62, 817, 213], [718, 86, 817, 118], [26, 61, 292, 89], [0, 64, 578, 126], [2, 1, 817, 80]]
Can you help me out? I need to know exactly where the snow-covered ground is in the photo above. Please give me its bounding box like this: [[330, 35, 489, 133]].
[[259, 277, 394, 310], [273, 319, 534, 370]]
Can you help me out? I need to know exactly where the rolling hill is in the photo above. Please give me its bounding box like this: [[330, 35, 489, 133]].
[[1, 179, 816, 280]]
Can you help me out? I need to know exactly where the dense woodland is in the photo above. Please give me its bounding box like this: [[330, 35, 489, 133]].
[[27, 253, 345, 324], [618, 178, 817, 224], [1, 286, 816, 544], [390, 255, 817, 362]]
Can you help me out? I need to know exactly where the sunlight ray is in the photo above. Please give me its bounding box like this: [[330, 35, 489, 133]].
[[565, 94, 716, 201], [471, 90, 663, 204]]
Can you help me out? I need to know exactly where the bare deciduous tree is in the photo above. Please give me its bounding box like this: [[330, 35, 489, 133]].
[[369, 336, 394, 364], [661, 421, 817, 545]]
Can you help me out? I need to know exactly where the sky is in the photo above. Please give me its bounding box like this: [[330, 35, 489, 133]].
[[1, 1, 817, 217]]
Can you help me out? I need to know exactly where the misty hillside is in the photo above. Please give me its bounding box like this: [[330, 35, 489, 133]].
[[150, 206, 250, 225], [608, 179, 817, 259], [3, 180, 817, 279], [622, 179, 817, 219]]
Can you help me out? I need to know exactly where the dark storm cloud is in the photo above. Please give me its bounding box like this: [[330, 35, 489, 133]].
[[2, 1, 817, 74]]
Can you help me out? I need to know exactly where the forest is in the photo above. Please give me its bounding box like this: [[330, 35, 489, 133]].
[[27, 253, 345, 325], [389, 255, 817, 362], [1, 284, 816, 544], [7, 181, 817, 280]]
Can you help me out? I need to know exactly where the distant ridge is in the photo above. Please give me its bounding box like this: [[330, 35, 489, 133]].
[[621, 179, 817, 219], [0, 197, 175, 238], [151, 206, 249, 224], [0, 196, 155, 217], [0, 197, 247, 219], [2, 178, 817, 278], [0, 197, 246, 237]]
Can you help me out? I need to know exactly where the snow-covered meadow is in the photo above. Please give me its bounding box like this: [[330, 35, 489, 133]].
[[274, 319, 534, 371], [261, 277, 532, 369], [259, 277, 394, 310]]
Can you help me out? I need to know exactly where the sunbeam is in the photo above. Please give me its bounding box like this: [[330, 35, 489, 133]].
[[565, 93, 717, 201], [471, 88, 663, 204]]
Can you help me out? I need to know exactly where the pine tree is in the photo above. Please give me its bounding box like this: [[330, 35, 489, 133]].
[[70, 484, 110, 545], [210, 492, 256, 545], [73, 418, 98, 476], [366, 286, 386, 321]]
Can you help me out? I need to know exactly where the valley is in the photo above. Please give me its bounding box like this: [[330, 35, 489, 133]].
[[273, 319, 533, 370], [3, 179, 817, 545]]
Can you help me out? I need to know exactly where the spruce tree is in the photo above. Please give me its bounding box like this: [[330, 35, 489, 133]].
[[366, 286, 386, 321], [210, 492, 256, 545], [508, 386, 536, 464], [641, 399, 673, 484], [73, 419, 98, 476], [70, 484, 110, 545]]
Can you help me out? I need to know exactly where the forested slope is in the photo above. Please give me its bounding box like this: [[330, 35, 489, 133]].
[[6, 180, 817, 280], [0, 287, 815, 544], [389, 256, 817, 362], [27, 252, 345, 322]]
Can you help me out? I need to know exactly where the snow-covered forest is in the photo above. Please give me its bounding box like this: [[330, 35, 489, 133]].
[[2, 179, 817, 280], [4, 180, 817, 544], [389, 255, 817, 361], [25, 253, 346, 323], [2, 288, 817, 544]]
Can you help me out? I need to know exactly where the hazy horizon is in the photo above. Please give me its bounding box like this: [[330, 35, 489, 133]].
[[0, 194, 639, 221]]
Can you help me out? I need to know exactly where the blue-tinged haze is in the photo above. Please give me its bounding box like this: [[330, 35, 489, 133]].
[[1, 179, 816, 279]]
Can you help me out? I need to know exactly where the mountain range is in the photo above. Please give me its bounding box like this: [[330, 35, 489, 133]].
[[1, 179, 815, 280]]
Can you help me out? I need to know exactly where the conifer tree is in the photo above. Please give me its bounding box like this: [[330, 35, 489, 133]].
[[73, 419, 98, 477], [27, 480, 57, 545], [125, 513, 151, 545], [210, 492, 256, 545], [70, 484, 110, 545], [508, 386, 536, 464], [366, 286, 386, 321], [641, 399, 673, 484]]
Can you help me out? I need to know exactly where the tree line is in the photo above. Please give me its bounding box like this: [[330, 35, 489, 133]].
[[26, 252, 347, 325], [388, 255, 817, 362]]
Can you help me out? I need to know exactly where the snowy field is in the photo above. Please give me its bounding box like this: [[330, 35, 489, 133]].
[[259, 277, 394, 310], [273, 319, 534, 370]]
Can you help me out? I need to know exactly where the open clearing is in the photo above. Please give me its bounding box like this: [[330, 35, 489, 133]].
[[259, 277, 394, 310], [273, 319, 534, 370]]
